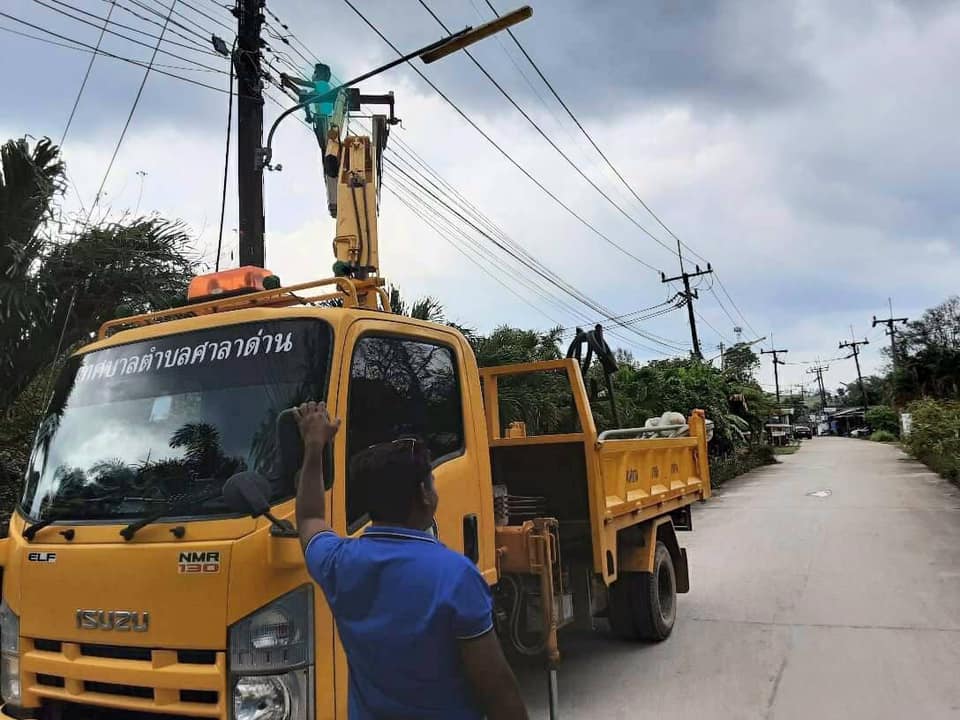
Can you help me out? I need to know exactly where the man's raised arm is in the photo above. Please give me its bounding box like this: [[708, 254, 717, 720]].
[[294, 401, 341, 551]]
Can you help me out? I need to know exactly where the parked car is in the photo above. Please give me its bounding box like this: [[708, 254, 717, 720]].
[[794, 425, 813, 439]]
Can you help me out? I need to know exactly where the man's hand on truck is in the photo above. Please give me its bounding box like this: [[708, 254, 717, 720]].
[[293, 400, 340, 550]]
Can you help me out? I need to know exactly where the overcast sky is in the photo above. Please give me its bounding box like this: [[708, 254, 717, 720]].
[[2, 0, 958, 397]]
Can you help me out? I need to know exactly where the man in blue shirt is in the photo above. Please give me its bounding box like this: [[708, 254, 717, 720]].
[[294, 401, 528, 720]]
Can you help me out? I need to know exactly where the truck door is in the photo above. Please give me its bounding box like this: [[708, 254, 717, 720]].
[[330, 320, 490, 716]]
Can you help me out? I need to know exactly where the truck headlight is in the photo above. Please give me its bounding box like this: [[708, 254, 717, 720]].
[[0, 600, 21, 704], [229, 587, 314, 720]]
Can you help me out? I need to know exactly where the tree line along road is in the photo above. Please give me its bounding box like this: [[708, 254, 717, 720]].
[[515, 437, 960, 719]]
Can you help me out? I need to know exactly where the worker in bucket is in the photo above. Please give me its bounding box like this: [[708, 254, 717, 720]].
[[294, 401, 528, 720]]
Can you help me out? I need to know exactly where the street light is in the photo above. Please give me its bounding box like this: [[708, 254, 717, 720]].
[[261, 6, 533, 168]]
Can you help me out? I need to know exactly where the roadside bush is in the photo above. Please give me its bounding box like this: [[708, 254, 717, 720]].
[[903, 398, 960, 480], [870, 430, 897, 442], [865, 406, 899, 436], [709, 445, 776, 488]]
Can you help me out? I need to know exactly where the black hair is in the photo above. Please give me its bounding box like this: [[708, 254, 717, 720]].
[[349, 439, 432, 523]]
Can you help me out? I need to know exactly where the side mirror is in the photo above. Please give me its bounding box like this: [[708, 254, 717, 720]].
[[222, 471, 271, 517]]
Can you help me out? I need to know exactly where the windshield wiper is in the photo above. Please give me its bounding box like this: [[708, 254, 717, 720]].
[[23, 515, 60, 542], [120, 488, 222, 541], [23, 488, 154, 542]]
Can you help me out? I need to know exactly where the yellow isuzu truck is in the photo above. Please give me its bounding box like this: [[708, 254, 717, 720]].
[[0, 272, 711, 720], [0, 9, 712, 716]]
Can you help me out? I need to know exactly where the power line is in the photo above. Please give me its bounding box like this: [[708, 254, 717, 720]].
[[86, 0, 179, 216], [36, 0, 220, 58], [59, 0, 117, 147], [0, 12, 230, 92], [28, 0, 226, 72], [339, 0, 663, 275], [378, 129, 691, 351], [714, 274, 760, 339], [215, 38, 235, 271], [416, 0, 681, 266], [110, 0, 217, 45], [383, 152, 684, 352], [103, 0, 215, 48], [479, 0, 709, 267]]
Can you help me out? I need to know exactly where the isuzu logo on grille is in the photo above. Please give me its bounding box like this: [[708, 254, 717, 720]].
[[75, 609, 149, 632]]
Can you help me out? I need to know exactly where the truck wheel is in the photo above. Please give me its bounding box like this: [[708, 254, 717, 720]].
[[635, 541, 677, 641]]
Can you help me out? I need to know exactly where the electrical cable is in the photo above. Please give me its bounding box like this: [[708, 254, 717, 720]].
[[383, 146, 683, 350], [85, 0, 179, 217], [103, 0, 216, 48], [416, 0, 683, 265], [112, 0, 215, 44], [28, 0, 226, 72], [479, 0, 710, 267], [59, 0, 116, 148], [37, 0, 220, 58], [708, 286, 740, 329], [0, 12, 231, 92], [339, 0, 663, 275], [166, 0, 232, 33], [385, 181, 568, 328], [714, 275, 760, 339], [384, 154, 684, 352], [215, 38, 235, 272]]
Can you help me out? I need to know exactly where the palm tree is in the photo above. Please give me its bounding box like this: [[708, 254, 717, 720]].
[[0, 137, 65, 391]]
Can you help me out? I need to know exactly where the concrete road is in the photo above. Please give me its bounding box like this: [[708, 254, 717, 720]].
[[515, 438, 960, 719]]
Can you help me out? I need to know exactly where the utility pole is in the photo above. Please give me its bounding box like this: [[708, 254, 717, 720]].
[[234, 0, 265, 267], [872, 298, 908, 368], [807, 364, 829, 412], [717, 342, 725, 370], [760, 347, 788, 406], [839, 337, 870, 414], [661, 257, 712, 359]]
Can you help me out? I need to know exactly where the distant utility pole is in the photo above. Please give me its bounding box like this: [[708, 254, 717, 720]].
[[234, 0, 265, 267], [717, 342, 725, 370], [807, 364, 829, 412], [760, 347, 789, 406], [661, 252, 712, 359], [839, 336, 870, 414], [872, 298, 908, 368], [794, 384, 805, 403]]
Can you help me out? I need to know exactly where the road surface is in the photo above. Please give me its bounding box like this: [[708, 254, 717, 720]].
[[515, 437, 960, 719]]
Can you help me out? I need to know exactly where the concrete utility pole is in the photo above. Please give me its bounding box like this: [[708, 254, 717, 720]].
[[839, 337, 870, 414], [760, 347, 789, 406], [872, 298, 908, 369], [234, 0, 265, 267], [807, 364, 829, 412], [717, 342, 725, 369], [661, 257, 713, 359]]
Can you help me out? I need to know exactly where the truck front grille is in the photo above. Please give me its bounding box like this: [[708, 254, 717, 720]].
[[22, 638, 225, 718]]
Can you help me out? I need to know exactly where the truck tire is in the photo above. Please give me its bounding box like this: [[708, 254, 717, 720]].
[[607, 541, 677, 642], [636, 541, 677, 641]]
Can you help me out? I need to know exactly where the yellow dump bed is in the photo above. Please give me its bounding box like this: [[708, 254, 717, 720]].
[[479, 358, 710, 584]]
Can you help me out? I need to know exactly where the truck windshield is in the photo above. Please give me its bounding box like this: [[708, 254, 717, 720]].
[[21, 318, 332, 523]]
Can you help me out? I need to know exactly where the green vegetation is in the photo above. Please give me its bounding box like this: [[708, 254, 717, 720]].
[[902, 399, 960, 480], [0, 136, 198, 515], [869, 430, 897, 442], [774, 444, 801, 455], [865, 406, 899, 436]]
